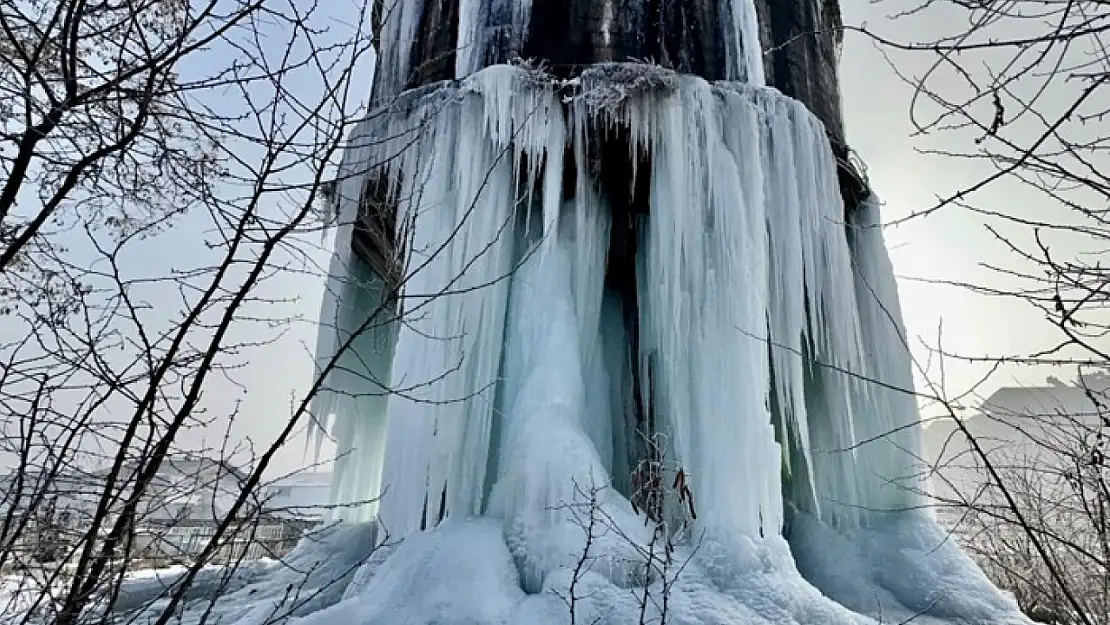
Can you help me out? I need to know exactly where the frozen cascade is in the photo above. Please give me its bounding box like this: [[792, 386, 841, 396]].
[[311, 258, 395, 523], [294, 63, 1031, 625]]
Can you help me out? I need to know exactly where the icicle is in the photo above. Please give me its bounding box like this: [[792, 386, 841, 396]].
[[627, 77, 782, 539], [320, 264, 396, 523], [310, 103, 410, 521], [372, 0, 426, 104], [455, 0, 484, 79], [726, 0, 767, 86], [488, 236, 603, 524], [336, 67, 562, 536], [295, 55, 1025, 625], [846, 195, 927, 515], [538, 110, 565, 259]]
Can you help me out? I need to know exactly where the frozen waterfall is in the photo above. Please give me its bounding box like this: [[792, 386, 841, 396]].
[[297, 59, 1032, 625], [316, 63, 926, 536]]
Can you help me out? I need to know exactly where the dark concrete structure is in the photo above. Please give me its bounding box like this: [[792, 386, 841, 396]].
[[386, 0, 848, 141], [355, 0, 867, 279]]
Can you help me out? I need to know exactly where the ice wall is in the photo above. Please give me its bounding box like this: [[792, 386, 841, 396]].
[[314, 63, 930, 542], [266, 0, 1020, 620]]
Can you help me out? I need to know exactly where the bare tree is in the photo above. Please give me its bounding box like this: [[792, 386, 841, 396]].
[[854, 0, 1110, 620], [0, 0, 558, 621], [923, 371, 1110, 625], [856, 0, 1110, 360], [0, 0, 423, 622], [555, 432, 700, 625]]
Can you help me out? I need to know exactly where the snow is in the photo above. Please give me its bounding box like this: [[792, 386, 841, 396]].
[[104, 523, 381, 625], [1, 576, 41, 625], [323, 519, 525, 625], [76, 515, 1026, 625], [787, 511, 1026, 625]]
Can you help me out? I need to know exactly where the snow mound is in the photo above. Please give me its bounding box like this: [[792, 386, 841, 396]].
[[146, 515, 1018, 625], [332, 519, 524, 625], [110, 522, 379, 625]]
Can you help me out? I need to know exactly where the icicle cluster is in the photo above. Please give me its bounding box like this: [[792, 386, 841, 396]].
[[313, 63, 927, 543]]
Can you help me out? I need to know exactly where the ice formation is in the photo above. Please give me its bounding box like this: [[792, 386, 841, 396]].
[[317, 63, 927, 534], [296, 2, 1031, 621]]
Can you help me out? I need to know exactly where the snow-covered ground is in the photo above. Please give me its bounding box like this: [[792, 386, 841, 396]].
[[39, 512, 1012, 625]]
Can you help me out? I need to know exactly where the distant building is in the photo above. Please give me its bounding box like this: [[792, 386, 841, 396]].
[[124, 456, 263, 563], [262, 472, 332, 522], [979, 373, 1108, 424], [922, 373, 1110, 524]]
